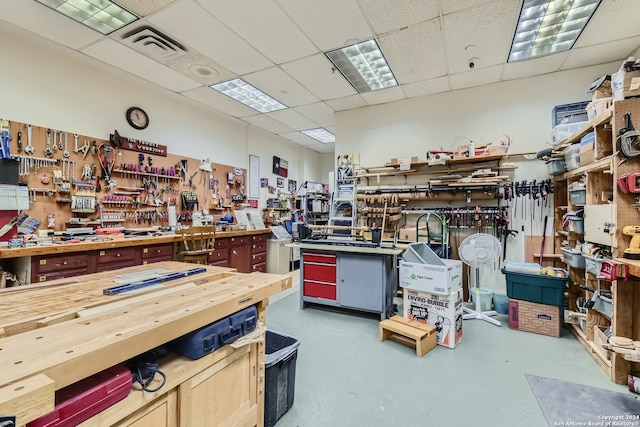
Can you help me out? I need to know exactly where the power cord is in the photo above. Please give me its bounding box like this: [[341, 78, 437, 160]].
[[126, 348, 167, 393]]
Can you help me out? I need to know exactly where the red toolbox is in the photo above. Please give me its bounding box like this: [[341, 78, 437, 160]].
[[27, 365, 132, 427]]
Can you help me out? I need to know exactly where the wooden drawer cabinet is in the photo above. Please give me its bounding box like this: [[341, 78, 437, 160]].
[[251, 252, 266, 265], [208, 238, 230, 266], [31, 253, 91, 283], [230, 236, 251, 247], [252, 240, 266, 253], [252, 262, 267, 273], [35, 268, 89, 283], [96, 247, 139, 272], [141, 243, 174, 262]]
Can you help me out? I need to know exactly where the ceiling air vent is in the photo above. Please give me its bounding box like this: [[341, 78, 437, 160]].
[[120, 25, 187, 63]]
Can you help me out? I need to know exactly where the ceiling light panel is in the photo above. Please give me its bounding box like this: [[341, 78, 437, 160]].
[[325, 39, 398, 93], [210, 78, 287, 113], [301, 128, 335, 143], [508, 0, 601, 62], [35, 0, 138, 35]]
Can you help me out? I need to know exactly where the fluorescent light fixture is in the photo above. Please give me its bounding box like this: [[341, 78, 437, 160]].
[[325, 39, 398, 93], [508, 0, 601, 62], [35, 0, 139, 35], [301, 128, 335, 143], [210, 78, 287, 113]]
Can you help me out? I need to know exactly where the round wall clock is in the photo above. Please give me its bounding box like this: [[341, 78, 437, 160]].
[[126, 107, 149, 130]]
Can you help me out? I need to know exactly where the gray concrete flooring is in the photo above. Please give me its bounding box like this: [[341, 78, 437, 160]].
[[266, 272, 629, 427]]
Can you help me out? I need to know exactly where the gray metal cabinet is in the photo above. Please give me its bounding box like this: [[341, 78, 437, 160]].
[[337, 253, 384, 312]]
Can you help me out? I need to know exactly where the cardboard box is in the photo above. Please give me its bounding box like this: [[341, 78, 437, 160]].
[[508, 299, 562, 338], [586, 97, 613, 121], [612, 70, 640, 101], [399, 243, 462, 294], [403, 287, 463, 349]]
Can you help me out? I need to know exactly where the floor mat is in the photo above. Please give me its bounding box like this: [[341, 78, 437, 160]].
[[526, 374, 640, 426]]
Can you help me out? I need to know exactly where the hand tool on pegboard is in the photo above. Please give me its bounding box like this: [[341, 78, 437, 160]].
[[0, 119, 10, 159], [617, 112, 640, 165], [25, 124, 35, 154]]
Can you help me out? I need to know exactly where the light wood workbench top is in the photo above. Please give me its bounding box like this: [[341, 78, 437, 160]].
[[290, 242, 402, 255], [0, 228, 271, 259]]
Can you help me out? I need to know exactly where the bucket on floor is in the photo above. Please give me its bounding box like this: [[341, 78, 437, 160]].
[[469, 288, 493, 311], [493, 293, 509, 314], [265, 330, 300, 427]]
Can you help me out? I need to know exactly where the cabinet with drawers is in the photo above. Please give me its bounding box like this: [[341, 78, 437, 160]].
[[96, 247, 140, 272], [208, 238, 230, 267], [251, 234, 267, 273], [141, 243, 174, 265], [302, 251, 337, 301], [30, 252, 92, 283], [229, 235, 252, 273]]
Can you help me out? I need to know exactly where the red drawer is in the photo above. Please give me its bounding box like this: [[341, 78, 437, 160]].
[[303, 252, 336, 264], [252, 252, 266, 264], [35, 268, 88, 283], [252, 262, 267, 273], [252, 234, 267, 243], [230, 236, 251, 247], [97, 247, 137, 264], [35, 253, 89, 274], [209, 248, 229, 263], [252, 241, 266, 253], [215, 239, 230, 250], [141, 244, 173, 259], [304, 280, 336, 300], [303, 262, 336, 283]]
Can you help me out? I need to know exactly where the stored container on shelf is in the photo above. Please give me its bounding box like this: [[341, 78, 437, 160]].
[[561, 247, 586, 268], [546, 158, 567, 175], [568, 216, 584, 235], [569, 188, 586, 205], [563, 144, 580, 171], [552, 121, 589, 143], [582, 253, 605, 276], [552, 101, 590, 127]]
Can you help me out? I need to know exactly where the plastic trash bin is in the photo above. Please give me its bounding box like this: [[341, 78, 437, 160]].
[[265, 330, 300, 427]]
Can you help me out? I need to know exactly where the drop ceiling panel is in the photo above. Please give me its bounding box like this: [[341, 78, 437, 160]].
[[440, 0, 496, 15], [117, 0, 177, 17], [307, 142, 335, 153], [279, 131, 318, 146], [402, 77, 450, 98], [181, 86, 259, 118], [148, 0, 273, 75], [293, 103, 336, 128], [449, 65, 502, 90], [199, 0, 318, 64], [325, 95, 367, 111], [243, 114, 295, 134], [360, 86, 406, 106], [276, 0, 374, 51], [502, 54, 566, 81], [81, 39, 202, 92], [379, 19, 446, 84], [4, 0, 103, 50], [243, 67, 320, 108], [166, 53, 237, 86], [562, 37, 640, 71], [574, 0, 640, 47], [360, 0, 439, 34], [444, 0, 519, 74], [267, 109, 319, 130], [281, 54, 357, 100]]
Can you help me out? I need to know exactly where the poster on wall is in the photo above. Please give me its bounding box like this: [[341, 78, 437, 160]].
[[273, 156, 288, 177], [277, 177, 284, 188], [247, 199, 258, 208], [249, 155, 260, 199], [260, 178, 268, 188], [288, 179, 297, 193]]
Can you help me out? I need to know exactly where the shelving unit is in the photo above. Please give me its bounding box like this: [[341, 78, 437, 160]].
[[551, 98, 640, 384]]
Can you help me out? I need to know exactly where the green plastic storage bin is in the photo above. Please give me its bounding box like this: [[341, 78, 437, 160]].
[[501, 268, 568, 307]]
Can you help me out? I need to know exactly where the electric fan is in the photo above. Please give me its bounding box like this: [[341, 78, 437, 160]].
[[458, 233, 502, 326]]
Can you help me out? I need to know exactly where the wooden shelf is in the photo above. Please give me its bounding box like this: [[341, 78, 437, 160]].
[[554, 106, 614, 150], [533, 253, 563, 259], [556, 155, 614, 180]]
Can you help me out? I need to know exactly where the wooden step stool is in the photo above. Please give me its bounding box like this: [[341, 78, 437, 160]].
[[379, 315, 437, 357]]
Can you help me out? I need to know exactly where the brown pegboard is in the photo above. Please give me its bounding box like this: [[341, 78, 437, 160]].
[[6, 120, 246, 232]]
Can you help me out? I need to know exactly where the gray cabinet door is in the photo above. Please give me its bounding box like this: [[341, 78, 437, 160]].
[[337, 253, 384, 312]]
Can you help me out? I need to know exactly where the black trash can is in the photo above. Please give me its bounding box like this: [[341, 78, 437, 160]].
[[264, 330, 300, 427]]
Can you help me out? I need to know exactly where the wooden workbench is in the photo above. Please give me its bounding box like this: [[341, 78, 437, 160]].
[[0, 261, 292, 426]]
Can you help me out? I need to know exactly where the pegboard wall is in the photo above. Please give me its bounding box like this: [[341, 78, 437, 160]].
[[4, 120, 246, 231]]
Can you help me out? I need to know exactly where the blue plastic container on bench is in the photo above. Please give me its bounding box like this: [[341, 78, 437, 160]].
[[265, 330, 300, 427], [501, 268, 568, 307]]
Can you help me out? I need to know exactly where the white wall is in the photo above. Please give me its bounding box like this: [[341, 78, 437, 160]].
[[0, 22, 327, 208]]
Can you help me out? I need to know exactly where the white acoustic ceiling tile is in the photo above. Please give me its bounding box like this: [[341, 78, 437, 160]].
[[166, 53, 237, 86], [116, 0, 175, 17], [81, 39, 201, 92], [199, 0, 318, 64], [148, 0, 272, 75], [360, 86, 406, 105], [502, 54, 567, 81], [449, 64, 502, 90], [243, 67, 319, 108], [402, 77, 450, 98], [307, 142, 335, 153], [243, 114, 295, 134], [3, 0, 103, 50], [293, 103, 336, 128], [359, 0, 439, 34], [181, 86, 259, 118], [443, 0, 520, 74], [441, 0, 496, 15], [325, 95, 367, 111], [281, 54, 357, 100], [276, 0, 373, 51], [563, 37, 640, 71], [279, 131, 318, 146], [267, 109, 319, 130], [574, 0, 640, 47], [378, 19, 446, 84]]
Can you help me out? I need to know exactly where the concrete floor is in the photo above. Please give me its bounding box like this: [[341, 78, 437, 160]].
[[266, 272, 629, 427]]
